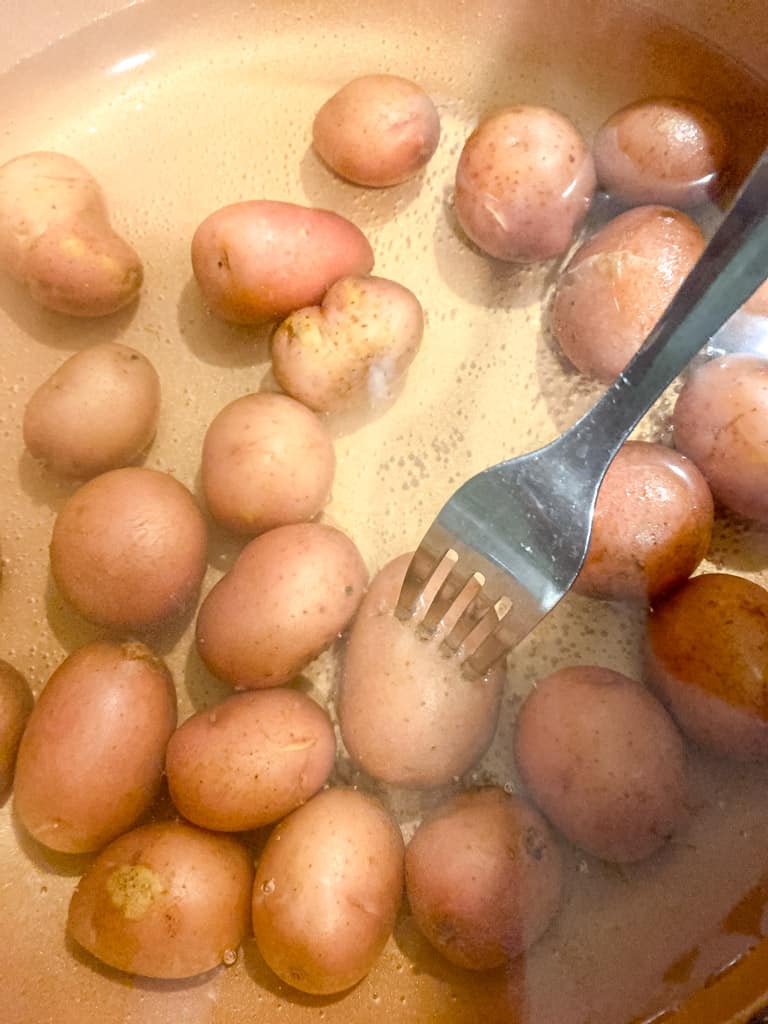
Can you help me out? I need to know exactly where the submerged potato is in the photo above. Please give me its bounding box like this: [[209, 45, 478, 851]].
[[0, 659, 33, 795], [14, 642, 176, 853], [338, 554, 504, 787], [252, 788, 404, 994], [405, 788, 562, 970], [23, 342, 160, 478], [67, 821, 253, 979]]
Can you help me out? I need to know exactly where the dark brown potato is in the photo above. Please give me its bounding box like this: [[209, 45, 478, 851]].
[[0, 660, 33, 795]]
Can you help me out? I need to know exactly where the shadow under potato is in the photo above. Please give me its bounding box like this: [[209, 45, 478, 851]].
[[182, 640, 234, 713], [176, 277, 273, 369], [10, 805, 95, 877], [16, 449, 77, 513], [242, 938, 353, 1008]]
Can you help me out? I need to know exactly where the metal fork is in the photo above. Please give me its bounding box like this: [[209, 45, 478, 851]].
[[396, 148, 768, 676]]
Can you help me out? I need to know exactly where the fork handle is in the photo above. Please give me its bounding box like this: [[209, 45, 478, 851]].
[[565, 147, 768, 467]]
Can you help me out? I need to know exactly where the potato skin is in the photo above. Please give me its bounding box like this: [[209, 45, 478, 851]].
[[338, 553, 504, 787], [50, 467, 208, 629], [67, 821, 253, 979], [515, 666, 686, 863], [454, 105, 595, 262], [191, 200, 374, 324], [196, 522, 368, 688], [0, 660, 33, 795], [574, 441, 713, 601], [405, 788, 562, 970], [0, 151, 143, 316], [252, 788, 404, 994], [646, 573, 768, 762], [201, 392, 335, 535], [166, 689, 336, 831], [23, 342, 160, 479], [312, 74, 440, 187], [14, 642, 176, 853], [271, 275, 424, 412]]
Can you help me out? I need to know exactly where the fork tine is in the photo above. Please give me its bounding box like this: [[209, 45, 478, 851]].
[[395, 546, 454, 621], [419, 568, 485, 637]]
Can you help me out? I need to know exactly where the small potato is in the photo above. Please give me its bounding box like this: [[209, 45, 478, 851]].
[[14, 642, 176, 853], [574, 441, 713, 602], [50, 467, 207, 629], [271, 275, 424, 412], [646, 573, 768, 762], [552, 206, 704, 382], [745, 279, 768, 317], [252, 788, 404, 994], [405, 788, 562, 970], [23, 342, 160, 479], [0, 151, 143, 316], [166, 689, 335, 831], [196, 522, 367, 688], [672, 355, 768, 522], [312, 74, 440, 187], [0, 659, 33, 795], [515, 666, 686, 863], [191, 200, 374, 324], [594, 97, 728, 207], [338, 554, 504, 787], [201, 392, 335, 535], [454, 105, 596, 263], [68, 821, 253, 979]]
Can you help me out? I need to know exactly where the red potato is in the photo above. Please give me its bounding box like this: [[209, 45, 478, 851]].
[[405, 788, 562, 970], [594, 97, 728, 207], [271, 275, 424, 412], [191, 200, 374, 324], [646, 573, 768, 762], [515, 666, 687, 863], [0, 660, 33, 795], [454, 105, 596, 263], [14, 642, 176, 853], [745, 279, 768, 317], [574, 441, 713, 602], [552, 205, 704, 382], [201, 392, 335, 535], [312, 74, 441, 187], [196, 522, 368, 688], [68, 821, 253, 979], [672, 355, 768, 522]]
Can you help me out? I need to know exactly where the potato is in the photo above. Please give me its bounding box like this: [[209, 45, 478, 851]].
[[312, 74, 441, 187], [50, 467, 208, 629], [166, 689, 335, 831], [746, 279, 768, 317], [0, 151, 142, 316], [201, 392, 335, 535], [672, 355, 768, 522], [271, 275, 424, 413], [196, 522, 367, 688], [405, 788, 562, 970], [338, 554, 504, 787], [67, 821, 253, 979], [191, 200, 374, 324], [454, 105, 596, 263], [593, 97, 728, 207], [552, 205, 704, 382], [23, 342, 160, 479], [14, 642, 176, 853], [646, 573, 768, 762], [515, 666, 686, 863], [574, 441, 713, 602], [0, 659, 33, 795], [252, 788, 404, 994]]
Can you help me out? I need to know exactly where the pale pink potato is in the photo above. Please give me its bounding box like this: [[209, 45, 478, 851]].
[[552, 205, 704, 382], [196, 522, 368, 689], [574, 441, 713, 602], [338, 553, 504, 788], [646, 573, 768, 762], [312, 74, 440, 187], [454, 105, 596, 263], [271, 275, 424, 412], [594, 97, 728, 207], [0, 660, 33, 795], [673, 354, 768, 522], [201, 392, 335, 535], [515, 666, 687, 863], [191, 200, 374, 324], [405, 788, 562, 970], [745, 278, 768, 317]]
